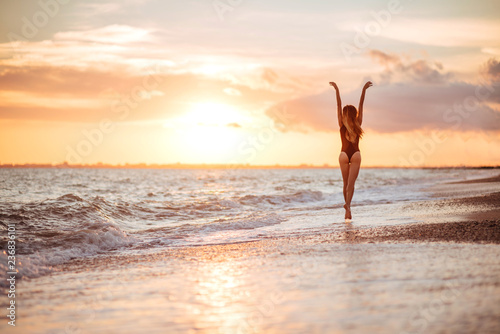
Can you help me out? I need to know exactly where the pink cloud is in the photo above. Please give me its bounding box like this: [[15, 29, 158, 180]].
[[482, 58, 500, 83], [368, 50, 453, 84], [266, 55, 500, 134]]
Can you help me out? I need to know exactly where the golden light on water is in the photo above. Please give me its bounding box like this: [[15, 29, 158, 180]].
[[185, 258, 253, 333]]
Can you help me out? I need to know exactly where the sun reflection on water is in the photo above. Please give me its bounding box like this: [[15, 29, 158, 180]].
[[181, 247, 259, 333]]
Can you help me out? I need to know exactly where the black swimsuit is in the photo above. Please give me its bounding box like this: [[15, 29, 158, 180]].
[[340, 125, 360, 162]]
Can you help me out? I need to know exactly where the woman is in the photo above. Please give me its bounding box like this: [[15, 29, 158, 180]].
[[329, 81, 372, 219]]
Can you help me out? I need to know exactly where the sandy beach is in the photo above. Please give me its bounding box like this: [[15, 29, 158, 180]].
[[2, 170, 500, 334]]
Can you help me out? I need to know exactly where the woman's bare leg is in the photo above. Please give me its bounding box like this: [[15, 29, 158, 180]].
[[339, 152, 350, 219], [345, 152, 361, 215]]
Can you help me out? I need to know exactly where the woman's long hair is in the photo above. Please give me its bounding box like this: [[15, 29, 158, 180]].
[[342, 105, 363, 143]]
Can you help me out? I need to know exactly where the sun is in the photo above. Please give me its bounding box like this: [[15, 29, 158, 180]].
[[182, 102, 246, 126], [165, 102, 248, 163]]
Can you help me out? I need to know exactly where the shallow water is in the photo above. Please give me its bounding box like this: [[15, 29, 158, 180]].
[[0, 167, 498, 283], [7, 240, 500, 334]]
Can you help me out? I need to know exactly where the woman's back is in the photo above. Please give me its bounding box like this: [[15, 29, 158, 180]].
[[340, 125, 359, 161]]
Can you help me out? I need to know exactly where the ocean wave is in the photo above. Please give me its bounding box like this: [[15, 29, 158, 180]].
[[0, 220, 138, 287], [145, 213, 284, 236], [185, 198, 242, 212], [0, 189, 322, 235], [56, 193, 85, 203], [133, 213, 285, 249], [200, 213, 284, 232], [237, 190, 324, 206], [0, 194, 158, 227]]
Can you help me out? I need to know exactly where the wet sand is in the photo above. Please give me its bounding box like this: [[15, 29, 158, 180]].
[[3, 173, 500, 334], [447, 174, 500, 184], [339, 220, 500, 244], [335, 189, 500, 245]]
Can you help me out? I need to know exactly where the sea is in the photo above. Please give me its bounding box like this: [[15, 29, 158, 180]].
[[0, 167, 497, 286]]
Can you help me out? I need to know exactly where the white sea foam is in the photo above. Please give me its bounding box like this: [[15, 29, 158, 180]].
[[202, 213, 284, 232], [0, 222, 138, 286]]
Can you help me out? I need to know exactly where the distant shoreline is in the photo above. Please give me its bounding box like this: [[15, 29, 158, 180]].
[[1, 163, 499, 170]]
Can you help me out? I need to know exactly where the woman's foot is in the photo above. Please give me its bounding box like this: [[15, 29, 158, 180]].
[[344, 204, 352, 220]]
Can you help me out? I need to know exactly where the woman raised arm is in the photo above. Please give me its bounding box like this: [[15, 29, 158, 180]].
[[358, 81, 373, 125], [329, 82, 343, 127]]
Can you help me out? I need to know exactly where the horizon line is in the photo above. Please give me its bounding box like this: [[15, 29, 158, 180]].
[[0, 162, 499, 170]]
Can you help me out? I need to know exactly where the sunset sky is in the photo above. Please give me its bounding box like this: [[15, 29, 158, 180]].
[[1, 0, 499, 166]]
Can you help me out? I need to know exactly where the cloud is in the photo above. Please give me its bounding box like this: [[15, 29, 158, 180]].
[[479, 58, 500, 104], [76, 0, 154, 15], [265, 92, 337, 133], [359, 83, 500, 133], [54, 25, 151, 44], [223, 87, 241, 96], [266, 56, 500, 134], [0, 25, 304, 96], [0, 65, 138, 98], [482, 58, 500, 82], [77, 3, 122, 15], [267, 82, 500, 133], [381, 18, 500, 48], [0, 64, 283, 123], [368, 50, 452, 84], [262, 68, 278, 85]]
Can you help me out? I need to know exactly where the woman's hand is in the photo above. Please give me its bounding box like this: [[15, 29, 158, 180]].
[[329, 82, 339, 90], [363, 81, 373, 90]]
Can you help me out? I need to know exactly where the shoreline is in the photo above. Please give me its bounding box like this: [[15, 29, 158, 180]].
[[345, 174, 500, 245], [62, 219, 500, 273], [334, 220, 500, 244], [64, 176, 500, 268], [447, 174, 500, 184]]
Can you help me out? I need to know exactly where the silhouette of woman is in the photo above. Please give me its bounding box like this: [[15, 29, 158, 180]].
[[329, 81, 372, 219]]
